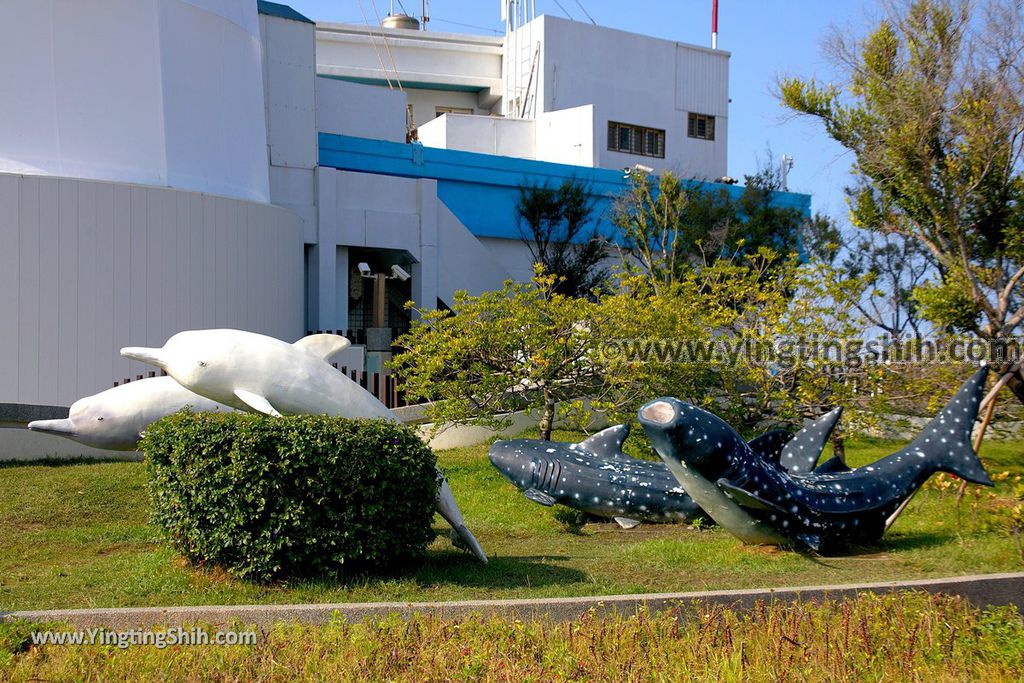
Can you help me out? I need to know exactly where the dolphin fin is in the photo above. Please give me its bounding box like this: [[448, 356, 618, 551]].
[[614, 516, 642, 529], [449, 525, 488, 563], [234, 390, 282, 417], [578, 424, 631, 459], [435, 475, 487, 563], [293, 334, 351, 361], [812, 455, 850, 474], [524, 488, 556, 506], [747, 430, 794, 465], [717, 479, 784, 513], [908, 366, 993, 486], [779, 407, 842, 474]]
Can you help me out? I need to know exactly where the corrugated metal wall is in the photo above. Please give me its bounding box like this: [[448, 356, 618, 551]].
[[0, 173, 305, 406], [674, 46, 730, 118]]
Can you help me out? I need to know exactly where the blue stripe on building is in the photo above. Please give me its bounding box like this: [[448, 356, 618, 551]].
[[318, 133, 812, 244]]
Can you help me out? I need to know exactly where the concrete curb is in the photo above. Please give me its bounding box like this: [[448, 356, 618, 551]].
[[4, 572, 1021, 628]]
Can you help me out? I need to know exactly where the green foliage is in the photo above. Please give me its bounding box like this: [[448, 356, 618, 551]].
[[593, 251, 872, 431], [391, 270, 609, 440], [0, 619, 41, 667], [779, 0, 1024, 340], [914, 276, 983, 331], [4, 595, 1023, 681], [394, 249, 871, 438], [140, 412, 439, 583], [516, 178, 609, 298], [611, 163, 807, 290]]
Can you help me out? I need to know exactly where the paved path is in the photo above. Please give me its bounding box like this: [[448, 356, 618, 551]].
[[3, 572, 1021, 628]]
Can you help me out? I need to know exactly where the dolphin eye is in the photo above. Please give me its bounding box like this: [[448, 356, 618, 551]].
[[97, 417, 104, 421], [198, 361, 207, 367]]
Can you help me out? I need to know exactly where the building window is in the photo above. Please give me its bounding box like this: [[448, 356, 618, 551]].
[[435, 106, 473, 117], [607, 121, 665, 158], [687, 113, 715, 140]]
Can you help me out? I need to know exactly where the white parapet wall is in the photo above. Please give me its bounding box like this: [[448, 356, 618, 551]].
[[0, 0, 270, 203], [0, 172, 306, 409], [418, 114, 537, 160]]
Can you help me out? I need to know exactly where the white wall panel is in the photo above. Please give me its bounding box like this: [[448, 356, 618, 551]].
[[17, 178, 40, 402], [93, 183, 115, 392], [0, 176, 19, 395], [111, 185, 132, 382], [315, 77, 408, 143], [75, 181, 97, 398], [0, 173, 304, 406], [263, 17, 317, 169], [0, 0, 269, 203], [37, 179, 60, 402]]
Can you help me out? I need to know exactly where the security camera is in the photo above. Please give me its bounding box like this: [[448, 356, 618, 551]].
[[357, 262, 372, 277], [391, 264, 411, 281], [633, 164, 654, 174]]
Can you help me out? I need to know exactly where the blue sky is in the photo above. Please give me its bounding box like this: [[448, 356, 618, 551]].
[[285, 0, 886, 223]]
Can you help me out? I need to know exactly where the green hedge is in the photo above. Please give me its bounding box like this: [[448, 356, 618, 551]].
[[141, 412, 439, 582]]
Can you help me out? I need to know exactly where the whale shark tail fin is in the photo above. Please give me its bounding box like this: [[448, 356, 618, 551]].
[[909, 366, 993, 486]]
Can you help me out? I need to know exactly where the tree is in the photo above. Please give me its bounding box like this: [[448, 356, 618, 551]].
[[779, 0, 1024, 398], [731, 158, 807, 258], [391, 253, 870, 446], [516, 178, 609, 298], [390, 270, 608, 440], [844, 231, 933, 339], [610, 162, 808, 291]]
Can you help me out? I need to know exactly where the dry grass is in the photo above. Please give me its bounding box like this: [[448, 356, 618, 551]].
[[1, 593, 1021, 681]]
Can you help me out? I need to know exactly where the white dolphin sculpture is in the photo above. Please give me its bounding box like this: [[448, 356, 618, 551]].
[[27, 376, 236, 451], [122, 329, 488, 563]]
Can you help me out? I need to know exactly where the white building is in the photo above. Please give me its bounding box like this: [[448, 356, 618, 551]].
[[317, 14, 729, 178], [0, 0, 809, 456]]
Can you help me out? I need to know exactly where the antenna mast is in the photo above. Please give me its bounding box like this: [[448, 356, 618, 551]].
[[711, 0, 719, 49]]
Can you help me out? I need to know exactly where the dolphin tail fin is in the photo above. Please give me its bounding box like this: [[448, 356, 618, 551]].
[[910, 366, 993, 486], [435, 474, 488, 563], [294, 333, 351, 361], [449, 525, 488, 563]]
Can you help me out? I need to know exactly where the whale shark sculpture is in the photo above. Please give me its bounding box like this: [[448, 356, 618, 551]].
[[639, 367, 993, 552], [27, 376, 236, 450], [121, 329, 488, 563], [490, 424, 704, 527], [489, 410, 845, 528]]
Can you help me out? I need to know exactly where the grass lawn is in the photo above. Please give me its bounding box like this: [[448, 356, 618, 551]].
[[0, 431, 1022, 611]]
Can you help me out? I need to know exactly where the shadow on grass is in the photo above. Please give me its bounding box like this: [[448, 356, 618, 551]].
[[880, 531, 954, 552], [280, 553, 589, 596], [0, 455, 142, 469], [412, 552, 588, 591], [798, 531, 953, 560]]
